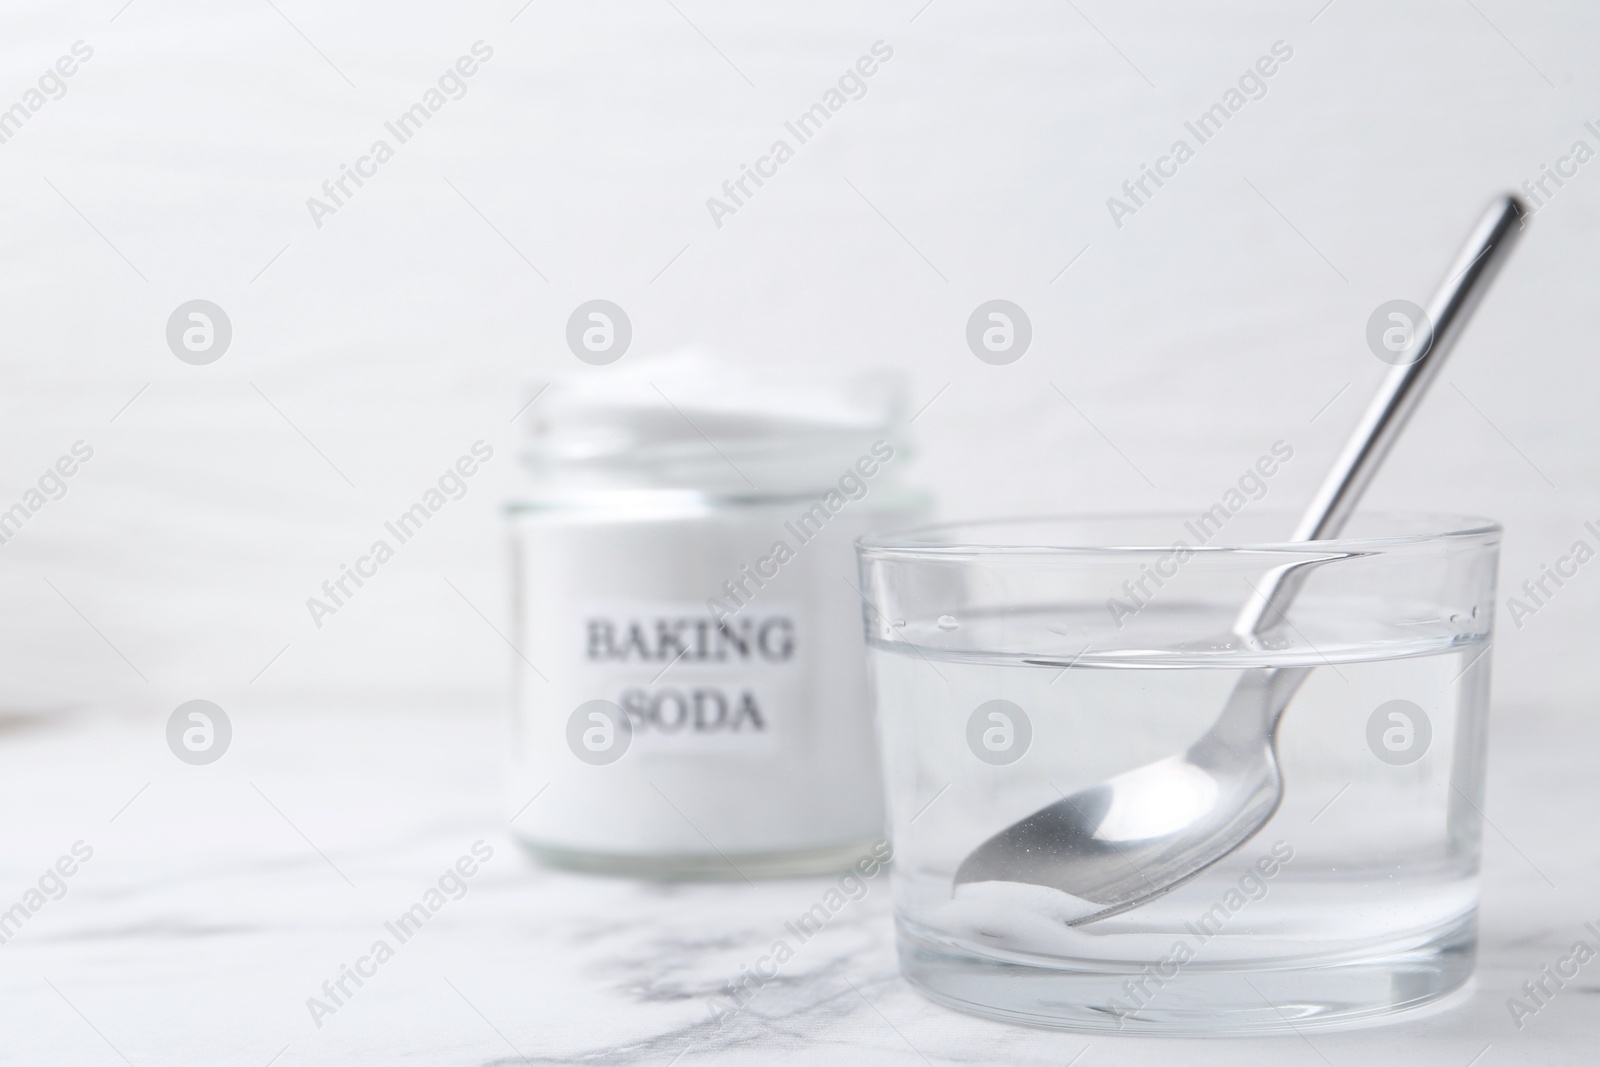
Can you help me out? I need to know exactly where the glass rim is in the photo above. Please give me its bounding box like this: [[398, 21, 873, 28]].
[[856, 510, 1502, 558]]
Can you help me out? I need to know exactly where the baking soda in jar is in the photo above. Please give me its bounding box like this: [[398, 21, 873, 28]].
[[506, 351, 929, 877]]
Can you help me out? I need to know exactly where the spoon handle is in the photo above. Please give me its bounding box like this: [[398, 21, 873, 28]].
[[1235, 194, 1527, 638]]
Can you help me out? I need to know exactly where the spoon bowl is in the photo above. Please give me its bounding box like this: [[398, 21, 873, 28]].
[[954, 667, 1306, 923]]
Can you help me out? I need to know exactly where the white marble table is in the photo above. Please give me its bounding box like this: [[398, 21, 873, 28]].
[[0, 696, 1592, 1066]]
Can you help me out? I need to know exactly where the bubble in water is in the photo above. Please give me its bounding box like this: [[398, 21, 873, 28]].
[[937, 615, 959, 631]]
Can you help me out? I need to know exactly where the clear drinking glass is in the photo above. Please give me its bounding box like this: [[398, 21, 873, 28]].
[[857, 513, 1499, 1034]]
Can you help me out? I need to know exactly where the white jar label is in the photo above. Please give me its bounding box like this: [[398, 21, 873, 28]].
[[572, 601, 802, 750]]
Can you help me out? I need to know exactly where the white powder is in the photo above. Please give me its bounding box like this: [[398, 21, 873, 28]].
[[928, 881, 1108, 955]]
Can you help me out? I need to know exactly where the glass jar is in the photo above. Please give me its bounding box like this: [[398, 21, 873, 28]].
[[507, 352, 930, 877]]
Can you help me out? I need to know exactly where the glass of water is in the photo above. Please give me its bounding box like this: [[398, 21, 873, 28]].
[[856, 513, 1499, 1034]]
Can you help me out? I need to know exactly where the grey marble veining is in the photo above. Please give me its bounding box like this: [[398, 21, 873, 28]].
[[0, 700, 1594, 1065]]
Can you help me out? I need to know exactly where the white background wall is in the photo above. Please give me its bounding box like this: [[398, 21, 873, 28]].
[[0, 0, 1594, 723]]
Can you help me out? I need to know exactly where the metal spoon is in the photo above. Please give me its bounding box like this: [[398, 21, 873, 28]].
[[953, 194, 1527, 923]]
